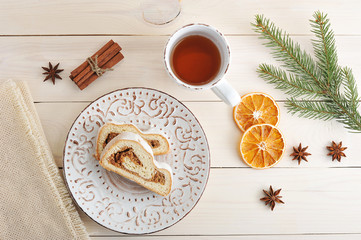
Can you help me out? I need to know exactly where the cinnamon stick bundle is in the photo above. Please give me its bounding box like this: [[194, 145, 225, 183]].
[[70, 40, 124, 90]]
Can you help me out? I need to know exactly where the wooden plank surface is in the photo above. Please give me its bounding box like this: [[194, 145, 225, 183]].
[[77, 168, 361, 235], [37, 102, 361, 168], [90, 235, 361, 240], [0, 0, 360, 35], [2, 0, 361, 239], [0, 35, 360, 102]]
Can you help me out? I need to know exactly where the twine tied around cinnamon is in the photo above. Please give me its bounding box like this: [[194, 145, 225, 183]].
[[87, 55, 113, 76]]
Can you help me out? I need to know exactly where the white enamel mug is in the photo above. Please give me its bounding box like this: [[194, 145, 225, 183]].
[[164, 23, 240, 106]]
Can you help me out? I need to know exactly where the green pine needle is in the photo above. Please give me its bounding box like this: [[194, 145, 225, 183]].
[[342, 67, 360, 109], [252, 11, 361, 133], [257, 63, 323, 99], [286, 99, 337, 121]]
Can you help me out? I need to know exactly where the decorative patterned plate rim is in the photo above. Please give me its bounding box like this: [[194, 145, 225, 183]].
[[63, 87, 211, 234]]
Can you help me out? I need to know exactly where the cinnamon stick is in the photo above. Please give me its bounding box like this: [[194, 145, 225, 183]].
[[73, 42, 121, 85], [70, 39, 124, 90], [78, 52, 124, 90], [70, 40, 114, 79]]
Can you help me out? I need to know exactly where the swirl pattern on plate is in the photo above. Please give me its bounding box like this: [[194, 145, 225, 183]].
[[63, 88, 210, 234]]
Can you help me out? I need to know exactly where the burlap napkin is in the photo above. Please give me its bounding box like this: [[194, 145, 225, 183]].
[[0, 80, 89, 240]]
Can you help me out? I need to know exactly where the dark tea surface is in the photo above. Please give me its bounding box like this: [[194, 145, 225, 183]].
[[171, 35, 221, 86]]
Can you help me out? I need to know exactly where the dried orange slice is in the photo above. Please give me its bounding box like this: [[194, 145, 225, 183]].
[[233, 93, 280, 132], [240, 124, 285, 169]]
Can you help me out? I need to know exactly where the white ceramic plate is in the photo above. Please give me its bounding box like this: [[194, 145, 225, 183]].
[[63, 88, 210, 234]]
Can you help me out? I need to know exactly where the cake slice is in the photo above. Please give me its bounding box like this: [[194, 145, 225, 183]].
[[95, 122, 170, 160], [99, 132, 172, 196]]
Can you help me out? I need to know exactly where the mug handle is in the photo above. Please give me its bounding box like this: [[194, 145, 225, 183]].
[[211, 79, 240, 107]]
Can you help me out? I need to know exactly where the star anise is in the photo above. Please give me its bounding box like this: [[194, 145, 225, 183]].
[[260, 185, 284, 211], [327, 141, 347, 162], [290, 143, 311, 165], [42, 62, 64, 85]]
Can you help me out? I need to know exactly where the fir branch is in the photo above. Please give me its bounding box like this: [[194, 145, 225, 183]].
[[252, 15, 324, 89], [286, 99, 338, 121], [342, 67, 360, 109], [257, 64, 324, 98], [252, 12, 361, 133], [310, 11, 341, 93]]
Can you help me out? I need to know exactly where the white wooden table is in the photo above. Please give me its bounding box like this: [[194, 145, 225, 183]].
[[1, 0, 361, 239]]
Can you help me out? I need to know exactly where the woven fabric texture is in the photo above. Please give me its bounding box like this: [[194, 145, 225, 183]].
[[0, 80, 89, 240]]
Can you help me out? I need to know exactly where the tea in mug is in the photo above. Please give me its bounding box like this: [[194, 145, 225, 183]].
[[170, 35, 221, 86]]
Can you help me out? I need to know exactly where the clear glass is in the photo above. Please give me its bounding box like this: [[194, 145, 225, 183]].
[[141, 0, 181, 25]]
